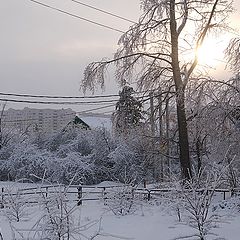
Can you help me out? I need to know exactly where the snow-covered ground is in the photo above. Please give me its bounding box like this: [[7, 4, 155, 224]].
[[0, 181, 239, 240]]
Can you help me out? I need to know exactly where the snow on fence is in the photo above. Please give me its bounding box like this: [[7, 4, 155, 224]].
[[0, 184, 239, 208], [0, 184, 127, 208]]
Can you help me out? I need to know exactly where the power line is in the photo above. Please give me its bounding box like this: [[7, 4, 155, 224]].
[[0, 95, 152, 122], [71, 0, 137, 24], [0, 92, 148, 101], [0, 98, 119, 105], [99, 110, 114, 115], [28, 0, 125, 33], [0, 92, 120, 99], [0, 96, 150, 105], [76, 104, 115, 113]]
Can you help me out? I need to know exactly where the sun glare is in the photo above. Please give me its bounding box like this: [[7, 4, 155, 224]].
[[196, 38, 225, 67]]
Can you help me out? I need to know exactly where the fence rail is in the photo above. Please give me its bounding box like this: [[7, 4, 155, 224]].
[[0, 184, 239, 208]]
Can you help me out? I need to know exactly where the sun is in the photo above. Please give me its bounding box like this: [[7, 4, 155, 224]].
[[196, 38, 226, 67]]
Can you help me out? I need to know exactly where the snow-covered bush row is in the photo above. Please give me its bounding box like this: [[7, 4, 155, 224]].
[[0, 98, 239, 187], [0, 127, 154, 185]]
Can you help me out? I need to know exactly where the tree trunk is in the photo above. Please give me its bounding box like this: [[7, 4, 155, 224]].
[[150, 91, 155, 135], [176, 90, 192, 179], [196, 137, 202, 174], [0, 117, 2, 150], [170, 0, 192, 179], [165, 97, 170, 177], [158, 89, 164, 181]]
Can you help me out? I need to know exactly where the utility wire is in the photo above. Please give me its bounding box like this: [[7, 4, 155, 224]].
[[0, 98, 119, 104], [98, 110, 114, 115], [28, 0, 125, 33], [0, 92, 120, 99], [76, 104, 115, 113], [0, 96, 150, 105], [0, 92, 148, 101], [1, 94, 159, 123], [71, 0, 137, 24]]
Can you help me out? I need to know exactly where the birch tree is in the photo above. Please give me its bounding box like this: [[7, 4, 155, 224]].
[[82, 0, 233, 179]]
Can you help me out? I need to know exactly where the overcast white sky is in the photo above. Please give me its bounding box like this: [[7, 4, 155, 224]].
[[0, 0, 239, 111]]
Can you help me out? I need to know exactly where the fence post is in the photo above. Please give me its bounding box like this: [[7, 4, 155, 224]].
[[77, 186, 82, 206], [0, 188, 4, 208], [143, 180, 147, 188], [223, 191, 226, 200], [45, 187, 48, 198], [147, 190, 151, 201], [230, 188, 235, 197], [103, 187, 107, 205], [131, 188, 134, 199]]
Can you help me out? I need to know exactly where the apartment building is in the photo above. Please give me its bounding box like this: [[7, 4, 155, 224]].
[[2, 107, 76, 133]]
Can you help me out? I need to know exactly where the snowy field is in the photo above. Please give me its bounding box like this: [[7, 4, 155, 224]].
[[0, 181, 239, 240]]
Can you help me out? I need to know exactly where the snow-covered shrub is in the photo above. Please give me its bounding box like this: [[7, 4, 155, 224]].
[[2, 185, 30, 223], [105, 186, 140, 216], [46, 152, 95, 185], [172, 166, 227, 240], [6, 183, 103, 240], [3, 144, 52, 182], [109, 145, 141, 183], [0, 131, 30, 181], [0, 127, 115, 184], [108, 133, 149, 184], [36, 186, 74, 239], [0, 124, 160, 185], [91, 127, 116, 182], [42, 127, 116, 184]]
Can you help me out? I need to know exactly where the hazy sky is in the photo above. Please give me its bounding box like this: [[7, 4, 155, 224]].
[[0, 0, 239, 111]]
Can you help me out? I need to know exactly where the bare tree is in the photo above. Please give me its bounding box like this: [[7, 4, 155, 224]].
[[171, 165, 228, 240], [4, 188, 29, 222], [82, 0, 233, 179], [225, 38, 240, 73]]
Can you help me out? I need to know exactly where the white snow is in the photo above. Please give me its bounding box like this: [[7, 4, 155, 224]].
[[0, 181, 239, 240], [80, 116, 112, 129]]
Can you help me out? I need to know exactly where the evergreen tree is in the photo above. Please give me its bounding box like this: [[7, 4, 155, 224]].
[[112, 86, 144, 134]]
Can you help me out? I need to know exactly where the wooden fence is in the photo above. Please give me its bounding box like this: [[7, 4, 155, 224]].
[[0, 184, 239, 208]]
